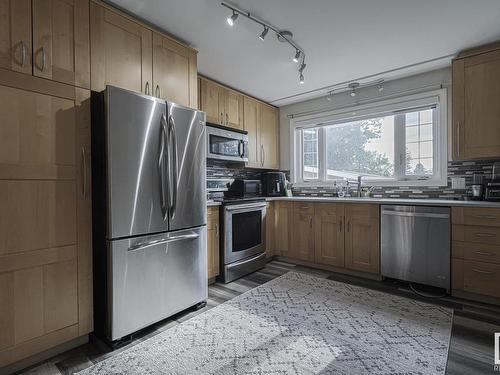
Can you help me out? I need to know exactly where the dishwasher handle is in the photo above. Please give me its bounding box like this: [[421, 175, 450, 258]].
[[381, 210, 450, 219]]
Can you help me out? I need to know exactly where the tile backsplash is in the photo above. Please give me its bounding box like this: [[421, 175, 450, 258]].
[[206, 159, 499, 200], [291, 159, 500, 199]]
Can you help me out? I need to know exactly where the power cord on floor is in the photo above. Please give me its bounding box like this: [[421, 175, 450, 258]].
[[409, 282, 446, 299]]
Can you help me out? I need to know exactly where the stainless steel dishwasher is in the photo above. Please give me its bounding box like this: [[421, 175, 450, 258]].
[[381, 205, 451, 290]]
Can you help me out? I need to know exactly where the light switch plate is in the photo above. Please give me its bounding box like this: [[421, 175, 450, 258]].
[[451, 177, 466, 189]]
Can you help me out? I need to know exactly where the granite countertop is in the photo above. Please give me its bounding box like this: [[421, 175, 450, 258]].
[[207, 201, 222, 207], [265, 196, 500, 208]]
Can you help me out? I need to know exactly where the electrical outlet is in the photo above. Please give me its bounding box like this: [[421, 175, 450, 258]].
[[451, 177, 466, 190]]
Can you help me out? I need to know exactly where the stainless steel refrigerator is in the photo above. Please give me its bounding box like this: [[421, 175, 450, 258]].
[[92, 86, 207, 344]]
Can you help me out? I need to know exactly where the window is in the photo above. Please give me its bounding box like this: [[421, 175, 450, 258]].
[[292, 90, 447, 186]]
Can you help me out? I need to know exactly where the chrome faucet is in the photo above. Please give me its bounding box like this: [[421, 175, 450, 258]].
[[357, 175, 363, 197]]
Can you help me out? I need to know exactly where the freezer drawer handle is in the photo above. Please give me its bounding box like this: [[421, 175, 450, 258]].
[[381, 210, 449, 219], [128, 233, 200, 252]]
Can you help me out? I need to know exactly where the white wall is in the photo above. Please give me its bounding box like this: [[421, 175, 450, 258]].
[[278, 68, 452, 170]]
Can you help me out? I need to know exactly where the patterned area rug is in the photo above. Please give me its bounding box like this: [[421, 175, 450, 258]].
[[79, 272, 452, 374]]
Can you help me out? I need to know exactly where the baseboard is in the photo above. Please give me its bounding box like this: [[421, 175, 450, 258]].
[[274, 256, 383, 281], [1, 335, 88, 375]]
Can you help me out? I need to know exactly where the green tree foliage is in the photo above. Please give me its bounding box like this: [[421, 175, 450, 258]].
[[326, 118, 393, 177]]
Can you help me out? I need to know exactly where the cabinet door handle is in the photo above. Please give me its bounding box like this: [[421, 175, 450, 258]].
[[220, 112, 223, 125], [39, 47, 46, 71], [260, 145, 264, 167], [145, 81, 150, 95], [155, 85, 160, 98], [215, 223, 219, 237], [474, 233, 496, 238], [471, 268, 495, 275], [226, 113, 229, 126], [20, 41, 27, 67], [81, 146, 87, 198], [456, 120, 460, 158], [339, 220, 342, 233], [475, 251, 495, 256], [347, 221, 350, 232], [473, 215, 497, 220], [309, 217, 313, 229]]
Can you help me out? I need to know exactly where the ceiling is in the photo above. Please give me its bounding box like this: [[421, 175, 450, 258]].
[[109, 0, 500, 106]]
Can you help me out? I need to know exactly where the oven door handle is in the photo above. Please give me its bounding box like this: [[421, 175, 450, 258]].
[[224, 202, 267, 211]]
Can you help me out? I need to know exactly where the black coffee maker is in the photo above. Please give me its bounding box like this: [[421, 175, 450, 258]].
[[263, 172, 285, 196]]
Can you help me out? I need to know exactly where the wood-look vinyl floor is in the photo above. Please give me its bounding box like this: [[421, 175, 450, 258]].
[[15, 261, 500, 375]]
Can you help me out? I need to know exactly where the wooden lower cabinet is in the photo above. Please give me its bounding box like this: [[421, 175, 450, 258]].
[[207, 207, 220, 281], [265, 202, 275, 257], [273, 201, 380, 276], [0, 79, 92, 367], [291, 203, 315, 261], [452, 207, 500, 303], [344, 204, 380, 274], [274, 202, 291, 257], [314, 203, 345, 267]]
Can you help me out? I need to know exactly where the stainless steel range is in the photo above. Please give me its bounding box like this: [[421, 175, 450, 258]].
[[220, 197, 267, 283]]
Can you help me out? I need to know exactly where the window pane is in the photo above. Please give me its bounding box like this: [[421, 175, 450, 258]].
[[404, 108, 435, 176], [303, 129, 318, 180], [325, 116, 394, 179]]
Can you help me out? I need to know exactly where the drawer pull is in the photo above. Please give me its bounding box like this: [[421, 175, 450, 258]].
[[472, 215, 497, 220], [300, 206, 309, 209], [474, 233, 496, 238], [471, 268, 495, 275], [475, 251, 495, 256]]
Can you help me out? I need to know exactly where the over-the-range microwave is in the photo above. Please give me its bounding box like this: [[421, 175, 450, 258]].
[[206, 123, 249, 163]]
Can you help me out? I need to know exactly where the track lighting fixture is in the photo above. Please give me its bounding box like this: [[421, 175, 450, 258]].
[[221, 2, 306, 85], [293, 50, 301, 63], [258, 27, 269, 40], [227, 11, 238, 26]]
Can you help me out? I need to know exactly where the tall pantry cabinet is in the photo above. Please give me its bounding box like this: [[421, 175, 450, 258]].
[[0, 0, 92, 368]]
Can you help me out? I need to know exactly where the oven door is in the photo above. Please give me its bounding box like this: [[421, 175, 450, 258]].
[[206, 126, 248, 163], [223, 202, 266, 264]]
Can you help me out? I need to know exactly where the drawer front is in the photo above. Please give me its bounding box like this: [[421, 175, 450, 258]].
[[453, 207, 500, 227], [316, 203, 342, 217], [453, 241, 500, 264], [463, 260, 500, 298], [293, 201, 315, 215], [463, 225, 500, 245]]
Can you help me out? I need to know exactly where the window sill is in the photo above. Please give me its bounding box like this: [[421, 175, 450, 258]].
[[293, 178, 447, 189]]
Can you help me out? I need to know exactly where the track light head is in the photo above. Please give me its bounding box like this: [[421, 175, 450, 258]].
[[326, 92, 333, 101], [299, 73, 304, 84], [259, 27, 269, 41], [377, 83, 384, 92], [293, 50, 301, 63], [227, 11, 238, 26], [348, 82, 359, 97]]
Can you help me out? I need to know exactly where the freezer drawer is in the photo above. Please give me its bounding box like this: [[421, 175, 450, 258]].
[[108, 226, 207, 341], [381, 205, 451, 290]]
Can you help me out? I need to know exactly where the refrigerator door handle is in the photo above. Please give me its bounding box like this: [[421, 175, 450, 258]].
[[159, 114, 168, 221], [128, 232, 200, 252], [168, 115, 179, 221]]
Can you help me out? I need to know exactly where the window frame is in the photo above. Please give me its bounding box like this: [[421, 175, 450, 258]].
[[290, 89, 448, 187]]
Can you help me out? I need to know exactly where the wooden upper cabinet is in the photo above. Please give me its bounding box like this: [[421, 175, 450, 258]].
[[152, 32, 197, 108], [344, 204, 380, 274], [200, 78, 223, 124], [243, 96, 260, 167], [90, 2, 152, 94], [224, 88, 243, 129], [260, 103, 279, 169], [32, 0, 90, 88], [453, 47, 500, 159], [0, 0, 32, 75], [314, 203, 345, 267]]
